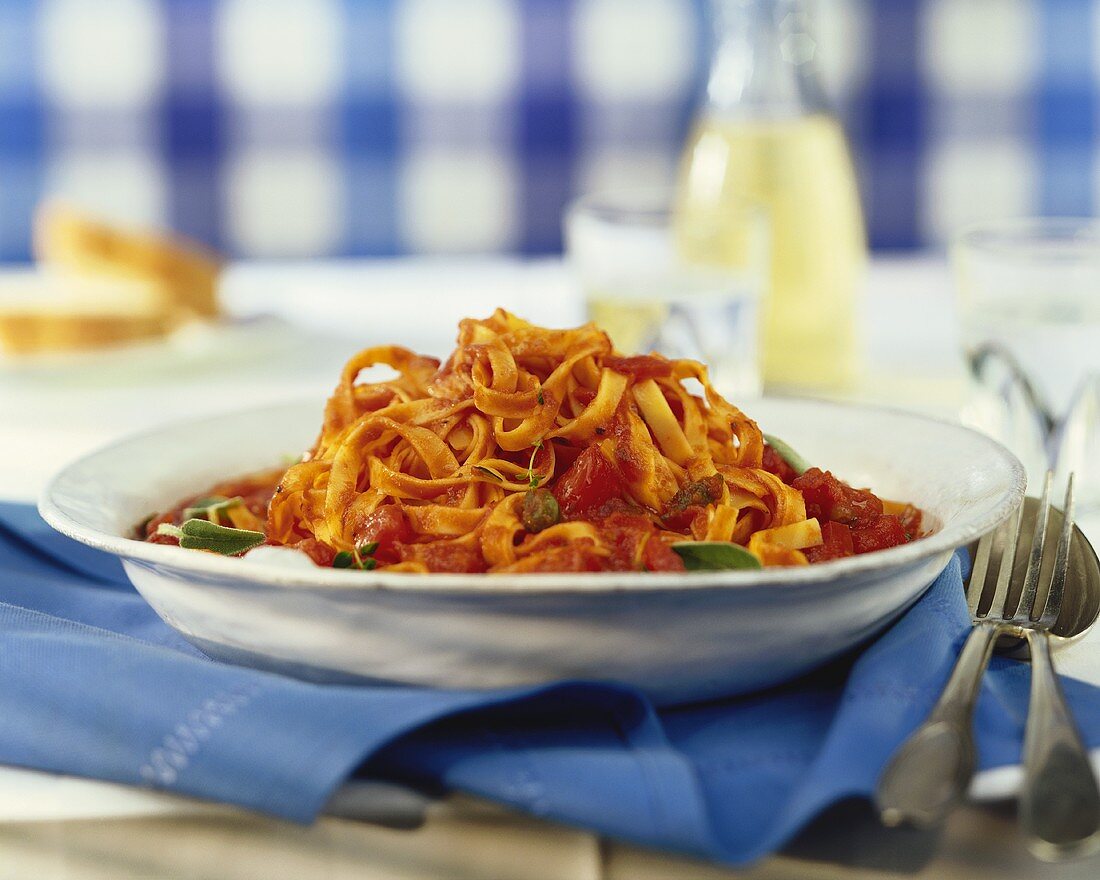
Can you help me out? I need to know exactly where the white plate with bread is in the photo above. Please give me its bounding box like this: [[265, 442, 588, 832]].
[[0, 204, 295, 380]]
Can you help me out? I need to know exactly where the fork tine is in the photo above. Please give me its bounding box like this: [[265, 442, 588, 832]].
[[967, 530, 997, 618], [1012, 471, 1054, 622], [988, 500, 1025, 620], [1040, 474, 1076, 628]]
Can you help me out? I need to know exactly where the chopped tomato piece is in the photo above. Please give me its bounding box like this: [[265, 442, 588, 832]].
[[551, 439, 584, 473], [604, 355, 673, 380], [661, 504, 705, 533], [761, 445, 798, 483], [792, 468, 883, 528], [642, 537, 686, 572], [851, 515, 908, 555], [597, 511, 654, 570], [606, 528, 648, 571], [898, 504, 923, 541], [552, 445, 626, 520], [804, 521, 854, 563], [402, 542, 487, 573], [296, 538, 338, 567], [351, 505, 414, 563]]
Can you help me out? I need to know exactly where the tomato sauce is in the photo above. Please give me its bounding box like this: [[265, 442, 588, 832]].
[[790, 467, 921, 561], [604, 355, 673, 380], [145, 440, 922, 571], [551, 445, 626, 520], [349, 505, 413, 563], [142, 468, 282, 544]]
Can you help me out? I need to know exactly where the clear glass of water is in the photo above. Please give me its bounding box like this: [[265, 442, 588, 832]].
[[955, 218, 1100, 525], [564, 188, 768, 398]]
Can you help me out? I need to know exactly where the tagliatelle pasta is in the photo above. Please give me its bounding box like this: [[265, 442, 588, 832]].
[[146, 310, 924, 572]]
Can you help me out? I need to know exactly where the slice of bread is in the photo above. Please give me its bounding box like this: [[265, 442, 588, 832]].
[[34, 203, 222, 320], [0, 271, 174, 356]]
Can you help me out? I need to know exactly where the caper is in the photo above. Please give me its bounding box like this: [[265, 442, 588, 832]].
[[522, 489, 560, 533]]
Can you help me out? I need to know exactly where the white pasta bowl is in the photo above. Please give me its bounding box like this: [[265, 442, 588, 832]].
[[40, 399, 1025, 705]]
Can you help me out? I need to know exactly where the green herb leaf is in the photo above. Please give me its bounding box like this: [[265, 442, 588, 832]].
[[159, 518, 265, 556], [333, 550, 355, 568], [182, 495, 243, 522], [526, 440, 544, 488], [359, 541, 379, 556], [671, 541, 762, 571], [763, 434, 810, 476], [473, 465, 505, 482], [333, 548, 378, 570]]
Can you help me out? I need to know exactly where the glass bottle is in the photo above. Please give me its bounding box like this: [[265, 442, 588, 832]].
[[675, 0, 866, 392]]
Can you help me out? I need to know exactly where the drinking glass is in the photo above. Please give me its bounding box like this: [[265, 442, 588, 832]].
[[955, 219, 1100, 527], [564, 188, 768, 398]]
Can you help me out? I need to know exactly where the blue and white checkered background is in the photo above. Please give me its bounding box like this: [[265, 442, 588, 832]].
[[0, 0, 1096, 260]]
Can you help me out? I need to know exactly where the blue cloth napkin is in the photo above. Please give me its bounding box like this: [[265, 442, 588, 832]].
[[3, 501, 1100, 867]]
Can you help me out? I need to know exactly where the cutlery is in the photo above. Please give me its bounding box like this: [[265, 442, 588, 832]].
[[1016, 475, 1100, 859], [876, 473, 1100, 858]]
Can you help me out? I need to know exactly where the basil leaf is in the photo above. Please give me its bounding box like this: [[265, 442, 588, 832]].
[[672, 541, 762, 571], [763, 433, 810, 476], [162, 518, 265, 556], [359, 541, 379, 556]]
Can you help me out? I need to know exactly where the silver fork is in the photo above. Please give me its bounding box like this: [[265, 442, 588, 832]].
[[1017, 475, 1100, 859], [876, 472, 1100, 857]]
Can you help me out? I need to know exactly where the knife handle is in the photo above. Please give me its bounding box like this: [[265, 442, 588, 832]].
[[1019, 629, 1100, 860]]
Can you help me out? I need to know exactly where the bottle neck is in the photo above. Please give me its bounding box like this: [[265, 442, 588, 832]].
[[705, 0, 831, 119]]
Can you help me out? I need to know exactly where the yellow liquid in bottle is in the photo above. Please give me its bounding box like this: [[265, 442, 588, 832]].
[[675, 114, 866, 391], [585, 297, 669, 355]]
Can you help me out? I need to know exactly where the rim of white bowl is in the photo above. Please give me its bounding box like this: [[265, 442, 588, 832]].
[[39, 397, 1027, 595]]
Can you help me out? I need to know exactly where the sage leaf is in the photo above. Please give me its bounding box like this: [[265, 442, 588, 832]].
[[763, 433, 810, 476], [183, 495, 243, 522], [672, 541, 762, 571], [159, 518, 265, 556]]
